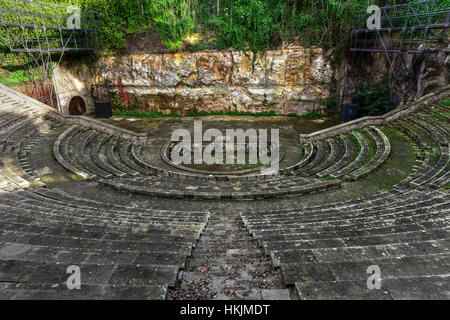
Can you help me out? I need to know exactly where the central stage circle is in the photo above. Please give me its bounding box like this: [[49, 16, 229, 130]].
[[161, 139, 285, 176]]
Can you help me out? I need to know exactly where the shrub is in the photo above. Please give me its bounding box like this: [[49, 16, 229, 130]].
[[352, 77, 394, 117], [440, 100, 450, 107]]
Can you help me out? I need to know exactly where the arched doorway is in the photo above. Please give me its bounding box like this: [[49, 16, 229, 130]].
[[68, 96, 86, 115]]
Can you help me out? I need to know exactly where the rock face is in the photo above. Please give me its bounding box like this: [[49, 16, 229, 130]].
[[53, 63, 95, 115], [99, 47, 332, 115], [340, 46, 449, 107], [415, 45, 450, 98], [53, 44, 448, 116]]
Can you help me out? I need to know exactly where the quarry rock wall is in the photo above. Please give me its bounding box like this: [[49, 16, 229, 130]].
[[56, 46, 333, 115], [54, 44, 448, 116]]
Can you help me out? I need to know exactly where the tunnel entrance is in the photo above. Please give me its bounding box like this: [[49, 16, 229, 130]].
[[68, 96, 86, 115]]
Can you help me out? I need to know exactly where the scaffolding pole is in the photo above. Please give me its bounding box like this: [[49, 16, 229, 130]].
[[343, 0, 449, 108], [0, 0, 102, 110]]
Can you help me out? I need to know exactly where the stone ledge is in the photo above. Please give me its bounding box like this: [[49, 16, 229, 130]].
[[0, 83, 147, 143], [99, 178, 342, 201]]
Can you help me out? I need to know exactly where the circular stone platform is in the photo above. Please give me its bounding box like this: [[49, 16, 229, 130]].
[[127, 119, 307, 180], [161, 139, 286, 176]]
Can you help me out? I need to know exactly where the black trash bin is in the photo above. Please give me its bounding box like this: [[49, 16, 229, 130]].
[[340, 104, 359, 123], [94, 101, 112, 119]]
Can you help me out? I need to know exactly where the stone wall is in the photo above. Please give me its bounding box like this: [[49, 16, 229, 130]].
[[53, 63, 95, 115], [54, 44, 448, 117], [100, 46, 333, 115]]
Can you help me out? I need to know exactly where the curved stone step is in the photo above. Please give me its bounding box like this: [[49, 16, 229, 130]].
[[418, 113, 450, 135], [330, 131, 368, 178], [316, 135, 352, 178], [294, 141, 326, 175], [270, 238, 450, 267], [0, 198, 207, 228], [0, 115, 28, 132], [0, 201, 208, 232], [91, 133, 127, 178], [283, 254, 450, 287], [99, 176, 341, 201], [242, 190, 444, 222], [0, 118, 47, 188], [53, 126, 92, 180], [0, 117, 42, 144], [295, 275, 450, 300], [296, 141, 326, 175], [0, 217, 197, 244], [0, 242, 189, 268], [131, 142, 160, 175], [1, 123, 50, 188], [427, 106, 450, 123], [76, 130, 113, 179], [0, 282, 168, 300], [1, 190, 209, 223], [346, 127, 391, 180], [119, 141, 152, 175], [0, 230, 194, 255], [261, 228, 448, 253], [105, 138, 140, 177], [0, 204, 205, 239], [250, 188, 407, 216], [242, 194, 447, 228], [252, 214, 447, 246], [0, 259, 179, 288], [411, 145, 449, 186], [244, 193, 447, 224], [246, 209, 448, 240], [393, 121, 430, 150], [430, 170, 450, 188], [408, 117, 447, 147], [29, 188, 209, 220], [0, 147, 31, 189], [307, 138, 339, 176], [0, 215, 197, 245], [281, 143, 314, 175]]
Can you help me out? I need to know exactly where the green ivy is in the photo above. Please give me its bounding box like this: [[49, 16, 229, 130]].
[[2, 0, 442, 57], [352, 76, 394, 117]]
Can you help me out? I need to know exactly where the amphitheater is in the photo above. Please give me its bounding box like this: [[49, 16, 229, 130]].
[[0, 82, 449, 300]]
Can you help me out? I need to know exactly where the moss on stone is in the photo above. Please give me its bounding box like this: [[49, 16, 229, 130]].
[[355, 127, 416, 191]]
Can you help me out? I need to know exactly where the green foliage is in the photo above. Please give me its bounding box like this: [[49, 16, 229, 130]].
[[74, 0, 197, 51], [196, 0, 370, 58], [352, 77, 394, 117], [113, 110, 184, 118], [431, 113, 447, 122], [0, 53, 42, 87], [440, 100, 450, 107], [0, 69, 30, 87], [36, 0, 401, 55], [147, 0, 196, 50], [210, 0, 280, 54], [187, 108, 277, 117], [2, 0, 444, 59]]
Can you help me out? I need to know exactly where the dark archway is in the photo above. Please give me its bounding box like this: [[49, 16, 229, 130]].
[[68, 96, 86, 115]]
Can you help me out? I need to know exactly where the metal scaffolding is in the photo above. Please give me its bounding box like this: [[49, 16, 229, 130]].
[[0, 0, 102, 110], [343, 0, 449, 108]]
